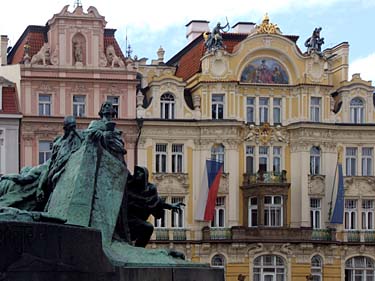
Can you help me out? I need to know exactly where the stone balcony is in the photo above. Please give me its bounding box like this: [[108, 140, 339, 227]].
[[202, 226, 335, 242], [243, 171, 288, 186]]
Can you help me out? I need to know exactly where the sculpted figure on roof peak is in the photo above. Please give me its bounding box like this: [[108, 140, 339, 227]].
[[203, 19, 230, 53], [305, 27, 325, 55]]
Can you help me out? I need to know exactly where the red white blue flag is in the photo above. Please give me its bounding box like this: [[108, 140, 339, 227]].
[[195, 159, 223, 221]]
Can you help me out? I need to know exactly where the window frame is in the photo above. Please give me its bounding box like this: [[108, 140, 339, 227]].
[[350, 97, 365, 124], [212, 94, 224, 120], [160, 93, 175, 120], [264, 195, 283, 227], [273, 98, 282, 124], [38, 140, 52, 165], [310, 146, 321, 175], [155, 143, 168, 173], [310, 97, 321, 122], [246, 97, 255, 123], [259, 97, 269, 124], [211, 196, 226, 228], [38, 94, 52, 116], [345, 199, 358, 230], [72, 95, 86, 117], [346, 147, 358, 176], [310, 198, 322, 229]]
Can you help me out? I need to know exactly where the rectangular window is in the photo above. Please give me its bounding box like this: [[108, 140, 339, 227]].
[[246, 146, 255, 174], [107, 96, 119, 118], [246, 97, 255, 123], [310, 198, 321, 229], [259, 97, 269, 124], [38, 94, 51, 116], [155, 144, 167, 173], [259, 146, 269, 173], [154, 196, 167, 228], [362, 199, 374, 230], [344, 199, 357, 230], [273, 98, 282, 124], [171, 197, 184, 228], [362, 147, 373, 176], [39, 141, 52, 165], [273, 146, 281, 174], [346, 148, 357, 176], [212, 94, 224, 120], [211, 196, 225, 227], [248, 197, 258, 227], [310, 97, 321, 122], [171, 144, 183, 173], [264, 195, 283, 227], [73, 95, 86, 117]]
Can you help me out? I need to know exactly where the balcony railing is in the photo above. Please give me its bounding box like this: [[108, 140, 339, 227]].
[[203, 226, 335, 242], [243, 171, 287, 185], [153, 228, 187, 241], [311, 229, 333, 241], [341, 230, 375, 243]]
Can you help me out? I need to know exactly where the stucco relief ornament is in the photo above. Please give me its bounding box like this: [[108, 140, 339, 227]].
[[256, 13, 281, 34], [244, 123, 288, 144]]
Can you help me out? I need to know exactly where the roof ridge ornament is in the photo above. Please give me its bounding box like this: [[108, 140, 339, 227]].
[[256, 13, 281, 34]]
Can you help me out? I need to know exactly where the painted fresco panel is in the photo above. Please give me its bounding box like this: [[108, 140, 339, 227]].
[[240, 58, 289, 84]]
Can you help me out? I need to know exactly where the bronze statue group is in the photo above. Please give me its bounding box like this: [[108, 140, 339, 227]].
[[0, 101, 184, 250]]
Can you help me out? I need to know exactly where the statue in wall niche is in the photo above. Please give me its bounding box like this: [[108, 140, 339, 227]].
[[30, 43, 51, 65], [73, 40, 83, 64], [106, 45, 125, 68], [127, 166, 185, 247], [305, 27, 325, 55]]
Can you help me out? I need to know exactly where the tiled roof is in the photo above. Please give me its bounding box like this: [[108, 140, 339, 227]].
[[1, 86, 20, 114], [8, 26, 125, 65], [104, 29, 126, 62], [168, 32, 300, 82]]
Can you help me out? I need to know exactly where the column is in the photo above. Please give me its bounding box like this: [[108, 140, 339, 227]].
[[255, 96, 260, 125]]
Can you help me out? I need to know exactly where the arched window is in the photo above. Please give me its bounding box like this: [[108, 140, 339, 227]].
[[253, 255, 286, 281], [211, 144, 225, 169], [311, 255, 323, 281], [350, 98, 364, 124], [345, 256, 375, 281], [211, 254, 225, 268], [310, 146, 321, 175], [160, 93, 175, 119]]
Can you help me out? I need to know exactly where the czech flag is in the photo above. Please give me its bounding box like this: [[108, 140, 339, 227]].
[[195, 159, 223, 221]]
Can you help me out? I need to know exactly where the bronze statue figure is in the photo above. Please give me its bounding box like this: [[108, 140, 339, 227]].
[[204, 19, 230, 53], [305, 27, 325, 55], [127, 166, 185, 247]]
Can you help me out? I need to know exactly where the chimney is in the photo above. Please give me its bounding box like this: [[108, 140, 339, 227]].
[[0, 35, 9, 65], [185, 20, 209, 43], [231, 22, 256, 33]]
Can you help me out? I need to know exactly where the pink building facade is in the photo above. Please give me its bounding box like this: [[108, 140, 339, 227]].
[[4, 5, 138, 168]]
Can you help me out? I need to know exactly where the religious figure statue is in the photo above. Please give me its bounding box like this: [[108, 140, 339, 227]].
[[0, 164, 48, 211], [73, 41, 83, 64], [304, 27, 324, 55], [86, 101, 126, 161], [127, 166, 185, 247], [37, 116, 83, 205], [203, 19, 230, 53]]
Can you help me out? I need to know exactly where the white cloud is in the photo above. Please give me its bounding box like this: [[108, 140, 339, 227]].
[[350, 53, 375, 84]]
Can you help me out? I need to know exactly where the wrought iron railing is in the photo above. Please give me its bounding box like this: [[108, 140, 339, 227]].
[[243, 171, 287, 184]]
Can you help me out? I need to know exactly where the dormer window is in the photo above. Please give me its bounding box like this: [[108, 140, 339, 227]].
[[160, 93, 175, 119], [350, 97, 364, 124]]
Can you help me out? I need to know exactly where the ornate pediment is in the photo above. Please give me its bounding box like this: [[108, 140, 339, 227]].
[[152, 173, 189, 194], [244, 123, 288, 144], [344, 177, 375, 196]]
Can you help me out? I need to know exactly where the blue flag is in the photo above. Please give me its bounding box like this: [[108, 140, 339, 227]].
[[330, 163, 345, 224]]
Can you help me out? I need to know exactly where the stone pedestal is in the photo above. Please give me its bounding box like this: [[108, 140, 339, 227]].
[[0, 221, 224, 281]]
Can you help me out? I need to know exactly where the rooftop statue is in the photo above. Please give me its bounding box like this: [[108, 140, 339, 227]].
[[305, 27, 325, 55], [204, 19, 230, 53]]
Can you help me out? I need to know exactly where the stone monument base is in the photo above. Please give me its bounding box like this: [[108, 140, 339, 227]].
[[0, 221, 224, 281]]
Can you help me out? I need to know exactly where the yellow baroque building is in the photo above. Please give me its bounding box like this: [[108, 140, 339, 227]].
[[136, 17, 375, 281]]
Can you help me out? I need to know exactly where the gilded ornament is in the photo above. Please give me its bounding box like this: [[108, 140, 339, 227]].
[[256, 13, 281, 34]]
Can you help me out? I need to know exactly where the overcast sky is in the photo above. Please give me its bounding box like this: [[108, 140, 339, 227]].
[[1, 0, 374, 85]]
